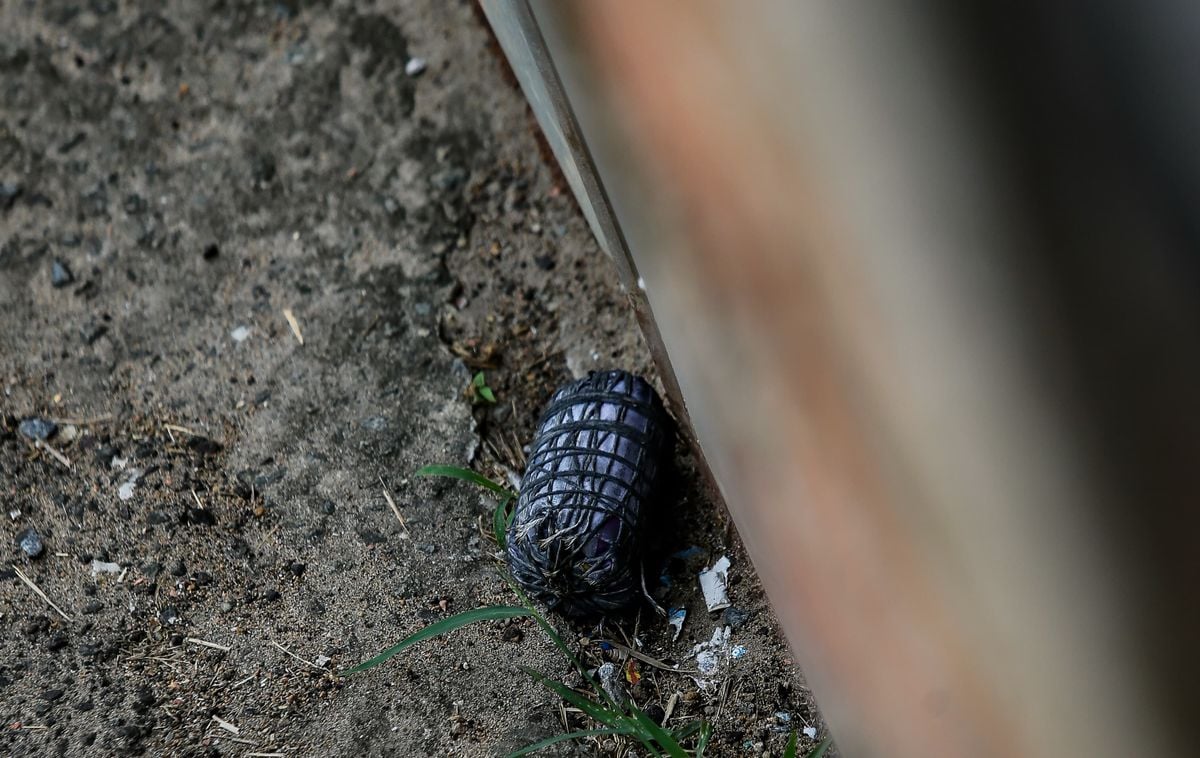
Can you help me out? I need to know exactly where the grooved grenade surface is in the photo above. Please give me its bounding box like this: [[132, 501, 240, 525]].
[[507, 370, 672, 617]]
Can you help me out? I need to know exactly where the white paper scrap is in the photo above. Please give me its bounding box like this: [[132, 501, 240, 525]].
[[698, 555, 731, 612]]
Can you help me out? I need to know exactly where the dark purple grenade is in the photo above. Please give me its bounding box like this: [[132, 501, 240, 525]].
[[507, 370, 672, 617]]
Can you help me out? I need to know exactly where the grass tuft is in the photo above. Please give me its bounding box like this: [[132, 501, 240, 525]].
[[340, 605, 531, 676], [349, 464, 832, 756]]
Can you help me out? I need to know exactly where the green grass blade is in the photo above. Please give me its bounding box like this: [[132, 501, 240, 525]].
[[807, 737, 833, 758], [522, 667, 665, 758], [784, 730, 798, 758], [628, 704, 688, 758], [415, 464, 514, 499], [695, 721, 714, 755], [501, 575, 611, 702], [507, 727, 630, 757], [669, 720, 703, 742], [521, 666, 623, 727], [341, 605, 531, 675], [492, 495, 514, 548]]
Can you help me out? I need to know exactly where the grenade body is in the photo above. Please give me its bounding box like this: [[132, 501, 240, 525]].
[[507, 370, 672, 617]]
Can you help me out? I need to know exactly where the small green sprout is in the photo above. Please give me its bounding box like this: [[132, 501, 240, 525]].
[[469, 371, 497, 404]]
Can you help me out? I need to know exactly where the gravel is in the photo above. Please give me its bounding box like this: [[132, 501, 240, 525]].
[[16, 527, 44, 558], [18, 417, 57, 441]]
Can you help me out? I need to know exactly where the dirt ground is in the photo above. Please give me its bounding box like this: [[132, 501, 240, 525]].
[[0, 1, 823, 755]]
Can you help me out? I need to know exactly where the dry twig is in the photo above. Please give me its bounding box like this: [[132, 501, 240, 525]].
[[283, 308, 304, 345], [379, 477, 410, 538], [185, 637, 232, 652], [270, 641, 322, 670], [12, 566, 72, 621]]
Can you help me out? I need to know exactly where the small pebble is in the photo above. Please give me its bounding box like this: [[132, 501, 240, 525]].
[[597, 662, 628, 708], [0, 182, 21, 208], [17, 528, 44, 558], [51, 260, 74, 288], [265, 588, 281, 601], [80, 320, 107, 345], [320, 500, 336, 515], [202, 243, 219, 260], [19, 417, 58, 441], [404, 57, 427, 77], [360, 415, 387, 431], [287, 561, 306, 577], [722, 606, 754, 630], [231, 325, 251, 342], [430, 168, 466, 192], [358, 529, 386, 545], [184, 507, 216, 526], [646, 703, 666, 726]]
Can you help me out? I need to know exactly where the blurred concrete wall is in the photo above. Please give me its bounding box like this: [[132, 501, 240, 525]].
[[483, 2, 1200, 755]]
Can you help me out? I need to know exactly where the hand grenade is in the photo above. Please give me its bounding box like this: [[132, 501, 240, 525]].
[[507, 370, 672, 617]]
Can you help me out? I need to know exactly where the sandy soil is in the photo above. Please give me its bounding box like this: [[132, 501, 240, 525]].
[[0, 1, 823, 755]]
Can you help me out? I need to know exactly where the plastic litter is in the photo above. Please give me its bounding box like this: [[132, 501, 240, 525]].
[[668, 607, 687, 641], [699, 555, 731, 612], [693, 625, 732, 676]]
